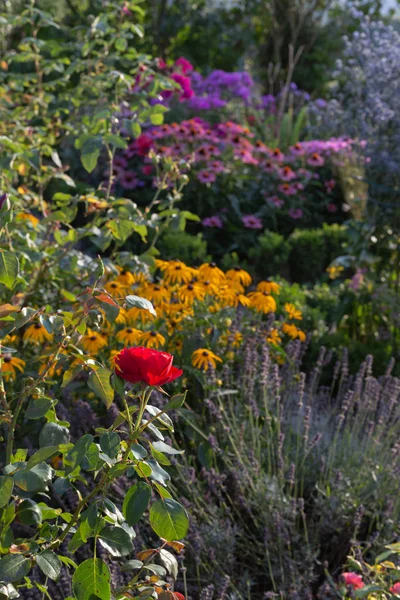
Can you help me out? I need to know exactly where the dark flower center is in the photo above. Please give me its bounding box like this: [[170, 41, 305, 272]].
[[154, 285, 161, 291], [3, 356, 11, 363], [150, 331, 157, 337], [34, 323, 42, 329], [187, 284, 194, 291], [111, 283, 118, 288], [202, 351, 209, 357], [126, 328, 133, 333], [234, 266, 241, 271], [210, 262, 217, 268], [89, 335, 97, 341]]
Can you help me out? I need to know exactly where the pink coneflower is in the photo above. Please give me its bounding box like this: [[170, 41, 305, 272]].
[[279, 166, 296, 181], [327, 203, 337, 213], [265, 195, 284, 208], [202, 215, 223, 228], [208, 160, 226, 173], [170, 143, 186, 155], [307, 152, 325, 167], [297, 168, 313, 179], [288, 208, 303, 220], [261, 159, 277, 173], [324, 179, 336, 193], [235, 150, 258, 165], [289, 142, 305, 156], [270, 148, 285, 163], [294, 182, 304, 191], [341, 573, 364, 590], [197, 169, 217, 184], [254, 140, 269, 154], [389, 582, 400, 595], [121, 171, 140, 189], [154, 145, 171, 157], [242, 215, 263, 229], [114, 156, 128, 170], [278, 183, 297, 196], [195, 146, 212, 161]]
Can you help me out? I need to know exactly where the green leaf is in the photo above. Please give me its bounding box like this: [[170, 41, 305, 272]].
[[164, 391, 187, 411], [65, 434, 94, 474], [125, 295, 156, 316], [26, 446, 59, 469], [72, 558, 111, 600], [88, 368, 114, 409], [123, 482, 152, 526], [355, 584, 384, 598], [0, 555, 31, 582], [149, 499, 189, 541], [0, 252, 19, 289], [16, 499, 42, 526], [14, 463, 52, 492], [100, 432, 120, 459], [36, 551, 61, 582], [130, 122, 141, 138], [39, 423, 69, 447], [150, 446, 171, 467], [159, 548, 178, 579], [81, 443, 100, 471], [120, 559, 143, 572], [130, 443, 147, 460], [150, 113, 164, 125], [98, 525, 134, 557], [80, 136, 102, 173], [26, 398, 53, 420], [146, 459, 170, 485], [0, 583, 18, 599], [0, 477, 13, 508], [152, 441, 184, 455]]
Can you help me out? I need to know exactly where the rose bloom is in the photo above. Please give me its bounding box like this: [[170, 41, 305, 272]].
[[341, 572, 364, 590], [115, 347, 183, 386], [390, 582, 400, 595]]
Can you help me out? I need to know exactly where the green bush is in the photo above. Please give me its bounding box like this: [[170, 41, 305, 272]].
[[248, 230, 291, 279], [157, 231, 210, 265]]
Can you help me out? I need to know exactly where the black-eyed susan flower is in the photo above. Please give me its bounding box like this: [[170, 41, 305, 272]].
[[1, 354, 25, 380], [81, 329, 108, 355], [116, 268, 136, 287], [282, 323, 306, 342], [198, 279, 219, 296], [256, 281, 281, 295], [116, 327, 143, 345], [23, 323, 53, 344], [140, 330, 165, 349], [247, 291, 277, 314], [126, 306, 155, 326], [226, 267, 252, 288], [219, 288, 251, 308], [326, 264, 344, 280], [162, 260, 197, 285], [139, 282, 170, 306], [192, 348, 222, 371], [198, 262, 225, 284], [38, 358, 62, 378], [284, 303, 302, 320], [166, 316, 184, 336], [109, 349, 120, 368], [220, 331, 243, 348], [168, 337, 183, 354], [267, 328, 281, 345], [179, 282, 206, 304], [105, 280, 125, 298]]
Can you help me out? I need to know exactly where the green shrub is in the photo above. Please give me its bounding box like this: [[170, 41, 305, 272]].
[[157, 231, 210, 264], [248, 230, 291, 279]]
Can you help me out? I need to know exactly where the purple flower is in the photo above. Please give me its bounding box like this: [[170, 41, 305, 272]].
[[0, 193, 8, 209], [288, 208, 303, 220], [242, 215, 263, 229], [202, 215, 224, 228], [120, 170, 140, 189], [197, 169, 217, 184]]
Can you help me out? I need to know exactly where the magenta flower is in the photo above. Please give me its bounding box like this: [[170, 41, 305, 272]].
[[324, 179, 336, 193], [121, 171, 140, 189], [307, 152, 325, 167], [389, 582, 400, 595], [208, 160, 226, 173], [175, 57, 194, 74], [242, 215, 263, 229], [341, 573, 364, 590], [197, 170, 217, 184], [327, 203, 337, 213], [202, 215, 223, 228], [279, 166, 296, 181], [265, 195, 284, 208], [288, 208, 303, 219], [278, 183, 297, 196]]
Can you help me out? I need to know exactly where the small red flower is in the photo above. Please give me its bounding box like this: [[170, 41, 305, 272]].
[[115, 347, 183, 387], [341, 572, 364, 589], [173, 594, 185, 600], [390, 582, 400, 595]]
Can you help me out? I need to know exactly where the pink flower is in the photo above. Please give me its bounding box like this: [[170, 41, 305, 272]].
[[279, 166, 296, 181], [389, 582, 400, 595], [141, 165, 153, 176], [278, 183, 297, 196], [208, 160, 226, 174], [327, 203, 337, 213], [202, 215, 223, 228], [324, 179, 336, 193], [175, 57, 193, 74], [242, 215, 263, 229], [121, 171, 140, 189], [171, 73, 194, 101], [288, 208, 303, 220], [265, 194, 284, 208], [289, 142, 305, 156], [341, 572, 364, 590], [307, 152, 325, 167], [197, 169, 217, 184], [270, 148, 285, 163], [121, 4, 132, 16]]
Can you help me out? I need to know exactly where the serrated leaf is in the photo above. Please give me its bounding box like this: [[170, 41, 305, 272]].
[[88, 368, 114, 409]]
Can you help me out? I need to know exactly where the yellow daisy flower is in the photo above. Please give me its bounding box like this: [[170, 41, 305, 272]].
[[161, 260, 197, 285], [104, 280, 125, 298], [247, 291, 277, 314], [282, 323, 306, 342], [179, 282, 206, 304], [16, 212, 39, 228], [192, 348, 223, 371], [116, 268, 136, 287], [220, 288, 251, 308], [284, 303, 302, 320], [23, 323, 53, 345], [257, 281, 281, 295], [226, 267, 252, 288], [220, 332, 243, 348], [198, 262, 226, 284], [267, 328, 281, 345], [116, 327, 143, 345], [126, 306, 156, 326], [326, 265, 344, 280], [166, 317, 185, 336], [109, 349, 120, 368], [81, 329, 108, 355], [1, 354, 25, 380], [140, 330, 165, 349], [199, 279, 219, 296], [168, 337, 183, 354], [139, 283, 170, 306]]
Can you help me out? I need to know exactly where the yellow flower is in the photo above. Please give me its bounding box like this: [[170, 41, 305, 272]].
[[199, 279, 219, 296], [16, 212, 39, 227], [282, 323, 306, 342], [198, 262, 225, 284], [116, 267, 148, 287], [109, 349, 120, 368], [168, 337, 183, 354], [1, 354, 25, 380], [179, 282, 206, 304], [226, 267, 252, 288], [326, 264, 344, 280], [23, 323, 53, 345], [116, 327, 143, 345], [140, 330, 165, 349], [267, 328, 281, 345], [247, 291, 277, 314], [257, 281, 281, 295], [220, 331, 243, 348], [166, 316, 185, 336], [139, 283, 170, 306], [126, 306, 156, 326], [209, 302, 222, 313], [81, 329, 108, 355], [104, 280, 125, 298], [220, 288, 251, 308], [161, 260, 197, 285], [192, 348, 223, 371], [284, 303, 302, 320]]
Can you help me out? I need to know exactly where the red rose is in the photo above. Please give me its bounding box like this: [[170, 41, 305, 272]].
[[115, 346, 183, 387], [173, 594, 185, 600]]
